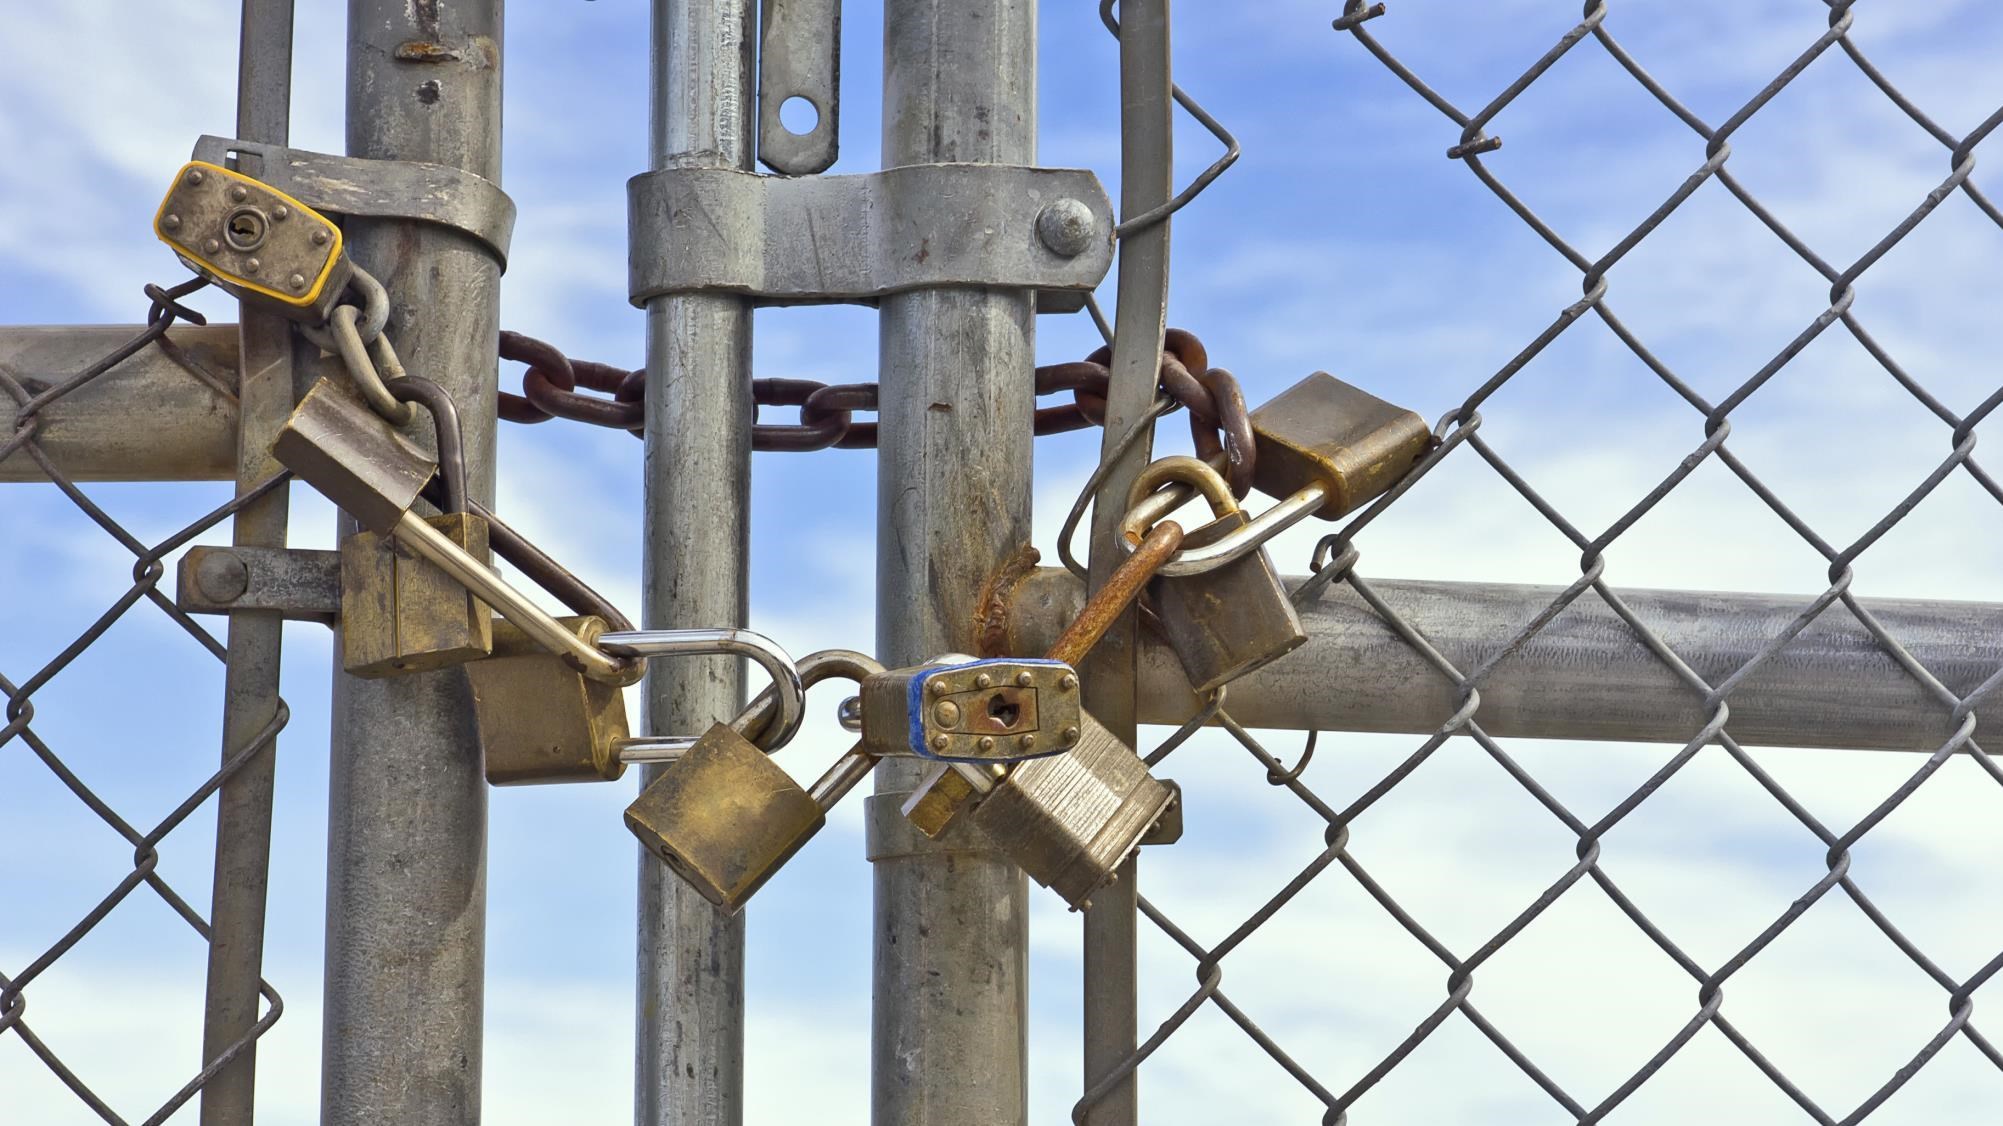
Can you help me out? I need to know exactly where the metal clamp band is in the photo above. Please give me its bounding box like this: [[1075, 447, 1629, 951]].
[[192, 135, 516, 268], [627, 163, 1114, 308]]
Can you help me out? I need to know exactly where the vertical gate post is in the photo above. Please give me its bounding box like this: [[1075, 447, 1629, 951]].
[[321, 2, 502, 1123], [200, 2, 297, 1122], [869, 0, 1037, 1122], [1080, 3, 1175, 1123], [635, 1, 756, 1123]]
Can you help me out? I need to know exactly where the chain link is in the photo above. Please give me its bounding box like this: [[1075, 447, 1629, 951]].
[[497, 326, 1258, 478]]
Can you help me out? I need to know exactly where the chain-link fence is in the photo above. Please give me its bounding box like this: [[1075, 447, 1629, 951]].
[[1, 284, 289, 1122], [1070, 1, 2003, 1121], [8, 1, 2003, 1123]]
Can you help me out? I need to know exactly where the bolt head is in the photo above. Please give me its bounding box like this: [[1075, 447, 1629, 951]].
[[229, 184, 249, 202], [272, 205, 289, 221], [311, 228, 331, 246], [161, 214, 181, 231], [1036, 198, 1099, 258], [185, 169, 205, 186], [929, 678, 949, 697], [930, 733, 951, 751], [976, 736, 995, 753], [1016, 670, 1035, 688], [1019, 733, 1036, 750], [1062, 726, 1081, 745], [1059, 674, 1078, 691], [933, 700, 962, 728], [289, 273, 308, 291], [243, 257, 261, 274], [202, 238, 221, 255], [194, 550, 250, 603], [974, 673, 993, 689]]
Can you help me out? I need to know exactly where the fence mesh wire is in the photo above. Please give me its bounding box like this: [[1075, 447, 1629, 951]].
[[1080, 1, 2003, 1121], [0, 285, 287, 1124]]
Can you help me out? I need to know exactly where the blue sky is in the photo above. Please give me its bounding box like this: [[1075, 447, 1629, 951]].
[[6, 1, 2003, 1122]]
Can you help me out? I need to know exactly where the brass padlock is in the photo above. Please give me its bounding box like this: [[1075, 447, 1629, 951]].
[[338, 378, 492, 677], [963, 710, 1177, 910], [476, 626, 804, 787], [155, 161, 351, 322], [470, 615, 637, 785], [274, 375, 630, 682], [1123, 456, 1305, 694], [857, 656, 1081, 762], [626, 724, 876, 913], [1249, 372, 1430, 519], [625, 650, 880, 913]]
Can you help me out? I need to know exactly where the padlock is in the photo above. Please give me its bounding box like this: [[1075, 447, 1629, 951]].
[[155, 161, 351, 323], [273, 376, 435, 535], [625, 650, 880, 913], [857, 656, 1081, 762], [964, 711, 1177, 910], [274, 375, 630, 683], [338, 378, 492, 677], [1249, 372, 1430, 519], [470, 615, 636, 785], [1123, 456, 1305, 694], [476, 626, 805, 787]]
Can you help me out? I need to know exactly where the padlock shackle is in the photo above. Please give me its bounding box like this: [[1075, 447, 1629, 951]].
[[1117, 454, 1324, 578], [598, 629, 808, 751], [1147, 481, 1327, 578], [387, 377, 467, 516], [1120, 455, 1239, 541], [617, 647, 881, 767], [390, 511, 634, 681], [421, 480, 635, 633]]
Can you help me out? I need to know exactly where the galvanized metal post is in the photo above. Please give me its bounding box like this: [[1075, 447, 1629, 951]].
[[870, 0, 1036, 1122], [200, 3, 296, 1123], [635, 1, 755, 1123], [322, 3, 502, 1124], [1080, 4, 1174, 1123]]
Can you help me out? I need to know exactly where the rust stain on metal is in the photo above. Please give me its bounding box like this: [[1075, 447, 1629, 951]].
[[973, 541, 1042, 657], [394, 40, 462, 63]]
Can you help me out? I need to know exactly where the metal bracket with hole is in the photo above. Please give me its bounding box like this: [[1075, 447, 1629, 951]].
[[178, 545, 341, 625], [191, 135, 516, 269], [758, 0, 840, 175], [627, 163, 1111, 311]]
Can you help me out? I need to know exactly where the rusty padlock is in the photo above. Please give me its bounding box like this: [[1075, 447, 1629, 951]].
[[1122, 456, 1305, 694]]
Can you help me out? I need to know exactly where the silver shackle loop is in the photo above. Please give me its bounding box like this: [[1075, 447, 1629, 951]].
[[598, 629, 809, 756]]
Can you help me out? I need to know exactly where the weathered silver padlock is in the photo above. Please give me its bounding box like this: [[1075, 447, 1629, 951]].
[[273, 375, 628, 682], [154, 160, 352, 322], [625, 649, 878, 913], [1121, 456, 1305, 694], [857, 655, 1082, 762], [338, 377, 492, 677], [901, 710, 1175, 911]]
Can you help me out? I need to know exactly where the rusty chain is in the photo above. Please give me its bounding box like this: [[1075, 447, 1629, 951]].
[[498, 327, 1258, 492]]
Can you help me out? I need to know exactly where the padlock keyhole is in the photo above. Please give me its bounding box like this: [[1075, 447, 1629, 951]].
[[986, 693, 1021, 729], [224, 206, 268, 251]]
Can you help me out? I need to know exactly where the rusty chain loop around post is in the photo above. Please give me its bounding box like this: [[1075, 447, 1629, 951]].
[[498, 327, 1256, 479]]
